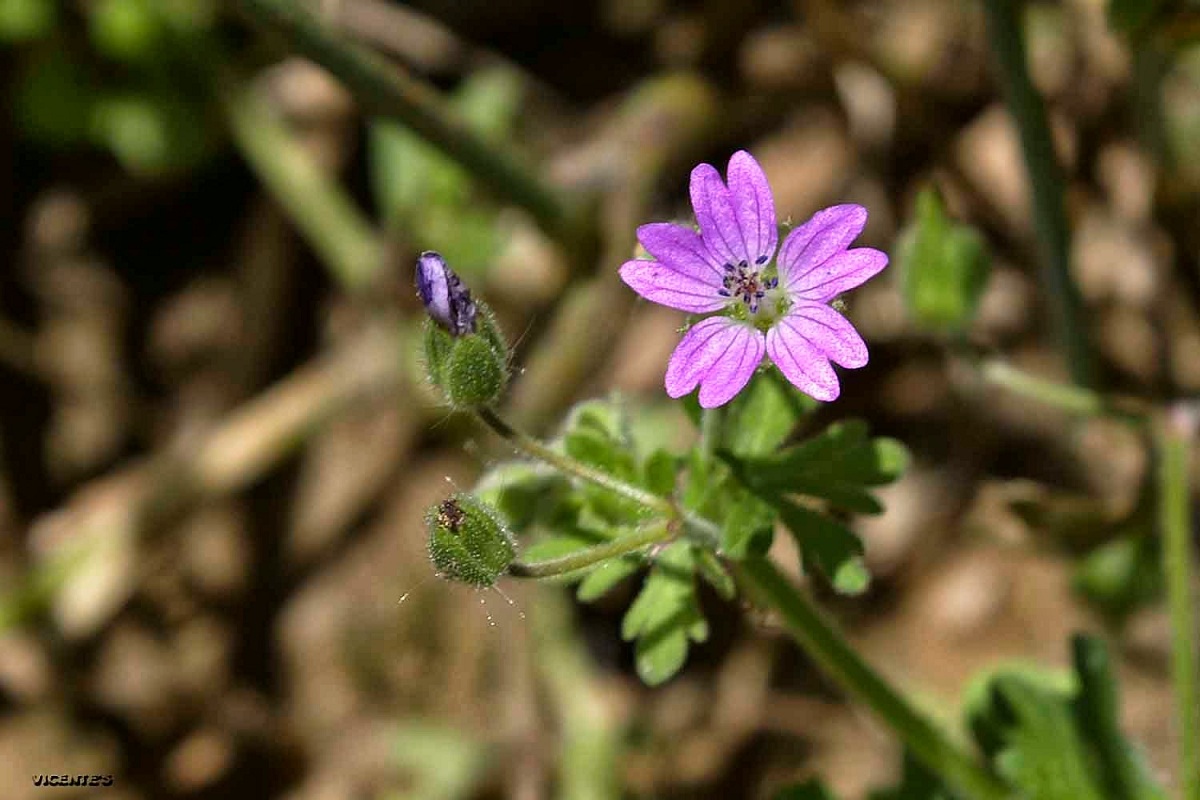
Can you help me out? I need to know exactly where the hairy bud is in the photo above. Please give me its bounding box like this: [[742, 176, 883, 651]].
[[426, 494, 516, 587], [417, 252, 509, 409]]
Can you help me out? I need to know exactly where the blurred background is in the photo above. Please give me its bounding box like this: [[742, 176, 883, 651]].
[[0, 0, 1197, 797]]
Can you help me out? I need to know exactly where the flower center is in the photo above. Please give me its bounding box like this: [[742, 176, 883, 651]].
[[718, 261, 778, 314]]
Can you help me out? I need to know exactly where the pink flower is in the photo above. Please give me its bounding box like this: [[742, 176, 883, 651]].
[[619, 150, 888, 408]]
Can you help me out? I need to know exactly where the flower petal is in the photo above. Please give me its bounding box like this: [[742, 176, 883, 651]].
[[665, 317, 763, 407], [778, 204, 868, 291], [690, 162, 746, 267], [766, 318, 841, 402], [620, 259, 726, 313], [726, 150, 777, 266], [636, 222, 725, 285], [697, 324, 764, 408], [786, 302, 868, 368], [792, 248, 888, 303]]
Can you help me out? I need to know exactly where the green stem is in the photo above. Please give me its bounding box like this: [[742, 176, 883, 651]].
[[475, 407, 674, 516], [476, 407, 722, 550], [978, 360, 1145, 423], [981, 0, 1095, 388], [220, 81, 383, 290], [235, 0, 587, 250], [735, 557, 1012, 800], [509, 522, 672, 578], [1157, 407, 1200, 800]]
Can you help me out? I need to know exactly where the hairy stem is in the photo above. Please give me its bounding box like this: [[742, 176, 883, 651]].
[[235, 0, 588, 250], [735, 557, 1012, 800], [981, 0, 1095, 388], [509, 523, 672, 578], [475, 407, 722, 550], [475, 407, 675, 516], [1158, 407, 1200, 800]]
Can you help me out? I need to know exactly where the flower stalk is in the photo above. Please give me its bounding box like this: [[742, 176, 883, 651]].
[[475, 407, 675, 516], [1157, 406, 1200, 800], [735, 557, 1012, 800], [981, 0, 1095, 388], [509, 522, 672, 579]]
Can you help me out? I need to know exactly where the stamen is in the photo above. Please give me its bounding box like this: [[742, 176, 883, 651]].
[[756, 255, 768, 265], [718, 289, 731, 297]]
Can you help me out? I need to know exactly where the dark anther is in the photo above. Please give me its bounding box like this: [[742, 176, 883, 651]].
[[724, 263, 736, 272], [739, 260, 748, 268], [718, 289, 731, 297], [756, 255, 768, 265]]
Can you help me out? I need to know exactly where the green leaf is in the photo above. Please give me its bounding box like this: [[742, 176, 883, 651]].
[[621, 542, 706, 685], [722, 371, 803, 457], [723, 420, 908, 515], [634, 623, 689, 686], [1073, 533, 1162, 622], [576, 557, 640, 602], [366, 67, 521, 270], [868, 751, 955, 800], [965, 666, 1106, 800], [90, 91, 210, 175], [392, 722, 489, 800], [15, 45, 95, 147], [89, 0, 163, 62], [773, 779, 841, 800], [897, 186, 990, 334], [0, 0, 55, 42], [777, 501, 870, 595], [1071, 636, 1168, 800], [641, 448, 678, 497], [474, 461, 571, 530], [720, 488, 776, 560], [694, 548, 736, 600]]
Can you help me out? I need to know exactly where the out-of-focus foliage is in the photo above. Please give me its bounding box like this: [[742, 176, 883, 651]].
[[1074, 532, 1163, 623], [896, 186, 990, 335], [387, 723, 490, 800], [965, 636, 1166, 800], [369, 67, 524, 275], [8, 0, 218, 174]]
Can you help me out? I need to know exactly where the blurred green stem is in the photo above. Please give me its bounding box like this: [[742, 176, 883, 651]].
[[510, 522, 670, 578], [735, 557, 1012, 800], [235, 0, 590, 253], [1157, 407, 1200, 800], [981, 0, 1095, 388], [978, 359, 1145, 424], [532, 585, 621, 800], [221, 82, 383, 290]]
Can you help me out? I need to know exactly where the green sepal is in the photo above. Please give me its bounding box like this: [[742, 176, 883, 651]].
[[423, 304, 510, 410]]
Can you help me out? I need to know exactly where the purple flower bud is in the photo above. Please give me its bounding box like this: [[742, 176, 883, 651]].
[[416, 251, 476, 336]]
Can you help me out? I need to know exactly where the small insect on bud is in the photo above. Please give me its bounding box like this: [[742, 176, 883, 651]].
[[417, 251, 509, 409], [426, 493, 516, 588]]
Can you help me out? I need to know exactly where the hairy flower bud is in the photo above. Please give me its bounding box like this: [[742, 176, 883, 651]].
[[426, 494, 516, 587], [416, 251, 476, 336], [417, 252, 509, 409]]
